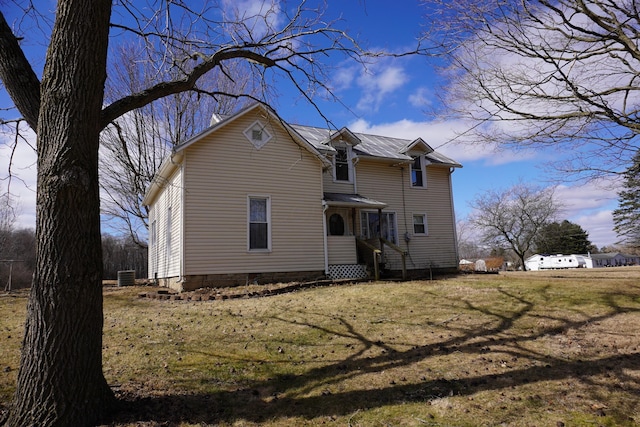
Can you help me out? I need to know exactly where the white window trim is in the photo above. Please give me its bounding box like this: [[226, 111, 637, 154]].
[[360, 210, 398, 244], [412, 213, 428, 236], [410, 155, 428, 189], [332, 145, 354, 183], [243, 120, 272, 149], [247, 195, 272, 252]]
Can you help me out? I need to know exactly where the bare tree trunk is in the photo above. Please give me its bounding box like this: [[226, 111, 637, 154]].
[[6, 1, 115, 425]]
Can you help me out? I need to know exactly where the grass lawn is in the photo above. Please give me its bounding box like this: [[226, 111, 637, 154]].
[[1, 267, 639, 426]]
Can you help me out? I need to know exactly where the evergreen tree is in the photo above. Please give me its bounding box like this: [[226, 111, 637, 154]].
[[534, 220, 594, 254], [613, 150, 640, 248]]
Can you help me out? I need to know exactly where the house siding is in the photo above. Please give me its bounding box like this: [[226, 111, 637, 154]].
[[182, 110, 326, 277], [355, 159, 458, 271], [147, 168, 182, 280]]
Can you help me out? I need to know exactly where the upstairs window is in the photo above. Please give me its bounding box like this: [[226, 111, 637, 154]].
[[334, 146, 351, 182], [411, 156, 427, 188]]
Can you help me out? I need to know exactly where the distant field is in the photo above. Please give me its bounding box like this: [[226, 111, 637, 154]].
[[1, 267, 639, 426]]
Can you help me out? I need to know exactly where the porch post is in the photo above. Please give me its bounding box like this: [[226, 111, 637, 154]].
[[378, 208, 384, 261]]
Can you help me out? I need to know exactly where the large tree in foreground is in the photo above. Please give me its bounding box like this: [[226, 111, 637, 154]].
[[0, 1, 388, 425], [421, 0, 640, 179], [469, 184, 559, 269], [613, 149, 640, 248]]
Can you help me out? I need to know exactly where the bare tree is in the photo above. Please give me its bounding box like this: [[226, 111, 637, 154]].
[[421, 0, 640, 179], [456, 218, 486, 260], [469, 184, 559, 269], [0, 185, 16, 260], [99, 43, 256, 246], [0, 1, 401, 425]]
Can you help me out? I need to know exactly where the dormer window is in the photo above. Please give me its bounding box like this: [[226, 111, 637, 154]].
[[333, 146, 353, 182], [411, 155, 427, 188], [244, 121, 272, 149], [335, 147, 349, 181]]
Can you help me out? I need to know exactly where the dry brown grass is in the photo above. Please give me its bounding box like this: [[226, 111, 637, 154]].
[[1, 267, 640, 426]]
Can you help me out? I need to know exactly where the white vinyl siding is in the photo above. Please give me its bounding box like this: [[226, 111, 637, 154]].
[[182, 110, 325, 275]]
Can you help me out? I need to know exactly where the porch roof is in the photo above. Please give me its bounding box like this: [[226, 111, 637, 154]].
[[323, 193, 387, 209]]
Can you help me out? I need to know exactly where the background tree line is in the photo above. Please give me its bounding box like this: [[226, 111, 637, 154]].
[[458, 182, 638, 270], [0, 228, 147, 289]]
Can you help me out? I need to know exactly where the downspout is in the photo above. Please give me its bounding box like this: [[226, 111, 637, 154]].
[[322, 200, 329, 277], [352, 156, 359, 194]]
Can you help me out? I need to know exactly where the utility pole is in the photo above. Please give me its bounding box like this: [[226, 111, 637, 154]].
[[1, 259, 23, 292]]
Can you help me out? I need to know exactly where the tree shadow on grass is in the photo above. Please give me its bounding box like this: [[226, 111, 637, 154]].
[[107, 285, 640, 426]]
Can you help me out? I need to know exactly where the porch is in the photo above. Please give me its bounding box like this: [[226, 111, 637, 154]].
[[324, 193, 406, 280]]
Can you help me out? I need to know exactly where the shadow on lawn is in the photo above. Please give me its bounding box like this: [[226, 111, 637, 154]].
[[108, 286, 640, 425]]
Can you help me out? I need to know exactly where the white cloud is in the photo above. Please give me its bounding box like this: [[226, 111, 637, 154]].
[[0, 128, 37, 229], [408, 86, 432, 107], [572, 210, 616, 249], [332, 65, 358, 91], [356, 65, 409, 112], [554, 180, 620, 248], [221, 0, 283, 42]]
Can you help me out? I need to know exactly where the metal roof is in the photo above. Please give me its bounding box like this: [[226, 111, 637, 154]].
[[291, 124, 461, 167], [323, 192, 387, 208]]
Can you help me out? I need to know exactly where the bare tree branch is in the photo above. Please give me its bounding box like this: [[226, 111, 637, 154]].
[[421, 0, 640, 179], [0, 11, 40, 130]]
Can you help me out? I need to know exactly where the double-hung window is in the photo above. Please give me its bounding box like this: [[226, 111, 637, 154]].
[[411, 155, 427, 188], [334, 146, 351, 182], [413, 214, 428, 235], [248, 196, 270, 251], [360, 211, 397, 244]]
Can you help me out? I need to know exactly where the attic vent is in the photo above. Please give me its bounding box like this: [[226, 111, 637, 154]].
[[244, 121, 272, 149]]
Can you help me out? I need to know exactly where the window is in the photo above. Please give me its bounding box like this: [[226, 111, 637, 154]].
[[248, 196, 270, 250], [328, 213, 345, 235], [243, 121, 272, 149], [413, 214, 427, 235], [334, 146, 351, 182], [360, 211, 397, 244], [150, 220, 157, 247], [411, 155, 427, 188]]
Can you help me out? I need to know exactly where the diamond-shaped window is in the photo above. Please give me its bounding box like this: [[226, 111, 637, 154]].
[[244, 121, 272, 149]]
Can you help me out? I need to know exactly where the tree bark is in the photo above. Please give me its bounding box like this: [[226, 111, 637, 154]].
[[0, 13, 40, 130], [6, 1, 115, 426]]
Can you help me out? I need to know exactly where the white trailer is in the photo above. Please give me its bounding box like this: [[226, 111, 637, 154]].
[[526, 254, 586, 270]]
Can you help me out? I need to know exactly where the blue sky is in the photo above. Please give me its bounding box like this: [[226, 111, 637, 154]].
[[0, 0, 620, 248]]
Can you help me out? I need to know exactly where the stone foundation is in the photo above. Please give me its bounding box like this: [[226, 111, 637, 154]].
[[178, 270, 326, 292]]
